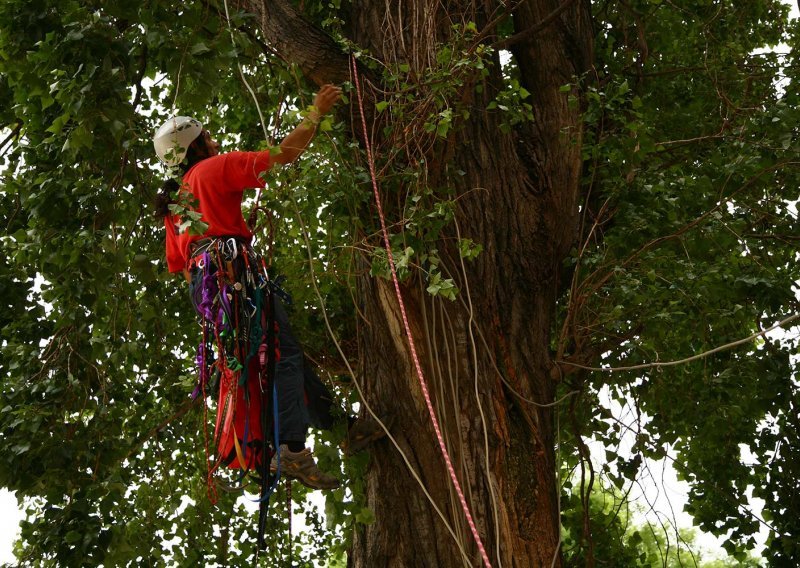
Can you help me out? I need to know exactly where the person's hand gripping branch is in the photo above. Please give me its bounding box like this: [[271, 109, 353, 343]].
[[274, 84, 343, 165]]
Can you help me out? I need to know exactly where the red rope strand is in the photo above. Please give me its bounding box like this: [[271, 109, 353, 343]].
[[350, 56, 493, 568]]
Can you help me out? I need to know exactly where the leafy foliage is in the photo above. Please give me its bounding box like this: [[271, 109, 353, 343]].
[[556, 0, 800, 563], [0, 0, 798, 565], [560, 480, 762, 567], [0, 0, 365, 564]]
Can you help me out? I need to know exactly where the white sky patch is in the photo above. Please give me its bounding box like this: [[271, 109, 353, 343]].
[[0, 489, 23, 564]]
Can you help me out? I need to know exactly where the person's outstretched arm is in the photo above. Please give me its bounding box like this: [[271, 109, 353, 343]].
[[274, 84, 342, 165]]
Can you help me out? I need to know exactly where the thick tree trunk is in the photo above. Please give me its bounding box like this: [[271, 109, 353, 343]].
[[251, 0, 593, 565]]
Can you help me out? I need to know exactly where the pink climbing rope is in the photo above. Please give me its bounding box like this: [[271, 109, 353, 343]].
[[350, 56, 493, 568]]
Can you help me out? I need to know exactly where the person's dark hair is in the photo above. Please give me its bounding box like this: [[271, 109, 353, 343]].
[[154, 131, 213, 219]]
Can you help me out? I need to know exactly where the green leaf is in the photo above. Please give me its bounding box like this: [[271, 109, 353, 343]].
[[355, 507, 376, 525], [190, 42, 210, 55]]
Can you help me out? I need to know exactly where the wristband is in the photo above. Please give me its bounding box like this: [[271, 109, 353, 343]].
[[304, 107, 321, 126]]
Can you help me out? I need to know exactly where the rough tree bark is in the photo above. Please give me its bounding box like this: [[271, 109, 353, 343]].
[[249, 0, 593, 565]]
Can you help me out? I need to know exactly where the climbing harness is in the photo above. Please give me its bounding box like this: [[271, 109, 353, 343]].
[[351, 55, 493, 568], [188, 236, 282, 551]]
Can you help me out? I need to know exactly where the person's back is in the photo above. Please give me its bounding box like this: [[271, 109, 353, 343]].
[[165, 150, 271, 273]]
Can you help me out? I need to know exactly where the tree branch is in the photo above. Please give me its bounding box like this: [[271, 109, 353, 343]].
[[495, 0, 580, 49], [0, 122, 22, 154], [557, 312, 800, 373], [243, 0, 351, 86]]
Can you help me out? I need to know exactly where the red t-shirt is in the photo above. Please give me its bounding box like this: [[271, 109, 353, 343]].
[[164, 151, 273, 272]]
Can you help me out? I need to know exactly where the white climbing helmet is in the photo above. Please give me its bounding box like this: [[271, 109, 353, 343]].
[[153, 116, 203, 166]]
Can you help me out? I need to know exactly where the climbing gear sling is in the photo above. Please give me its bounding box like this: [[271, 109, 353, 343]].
[[188, 236, 281, 551]]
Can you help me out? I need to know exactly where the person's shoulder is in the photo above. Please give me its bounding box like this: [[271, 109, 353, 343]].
[[223, 150, 265, 162], [214, 151, 259, 168], [185, 154, 228, 177], [186, 151, 270, 189], [219, 151, 272, 173], [198, 154, 229, 168]]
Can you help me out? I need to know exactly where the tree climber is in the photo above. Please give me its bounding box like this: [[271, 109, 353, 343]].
[[152, 84, 348, 490]]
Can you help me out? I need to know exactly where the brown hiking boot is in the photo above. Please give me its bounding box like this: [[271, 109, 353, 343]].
[[271, 445, 340, 490]]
